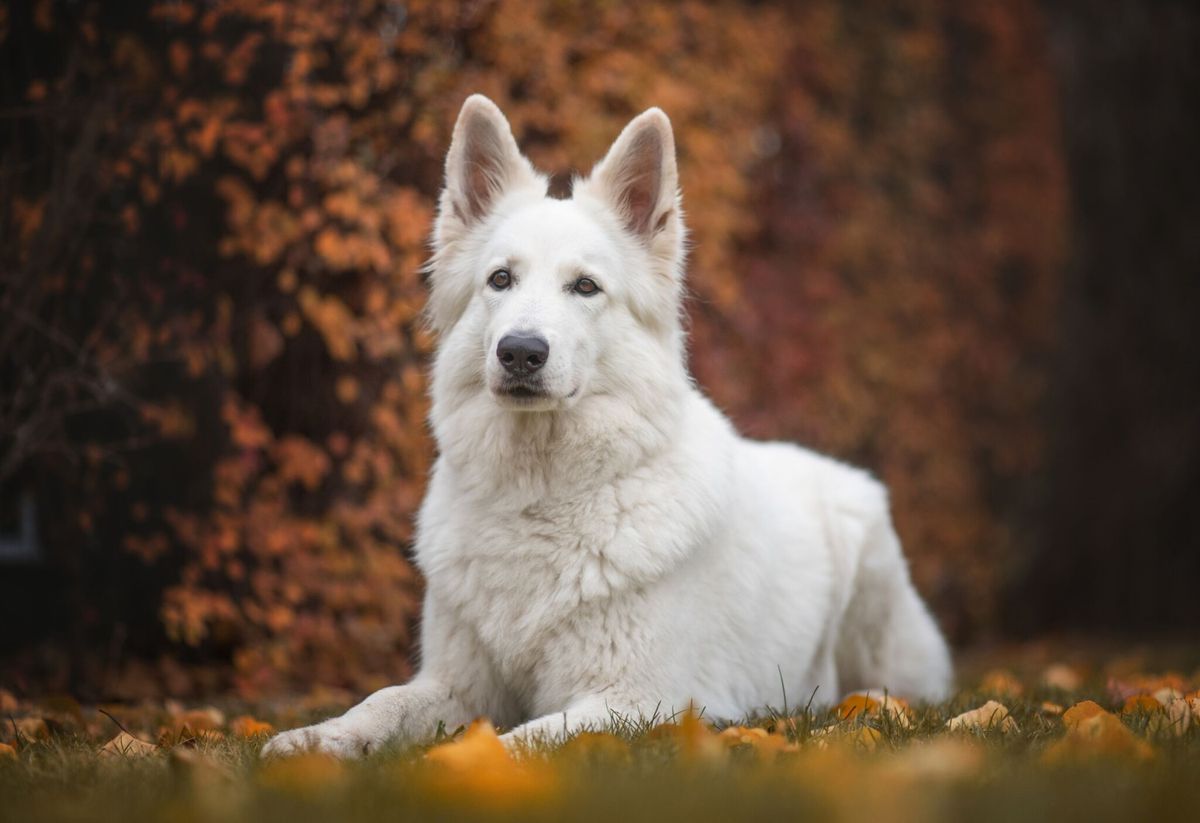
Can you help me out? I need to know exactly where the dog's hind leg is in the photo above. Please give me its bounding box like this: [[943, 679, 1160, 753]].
[[833, 510, 953, 703]]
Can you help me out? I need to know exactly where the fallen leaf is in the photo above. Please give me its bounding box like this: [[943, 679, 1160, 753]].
[[258, 752, 346, 794], [556, 731, 630, 763], [0, 742, 16, 760], [979, 670, 1024, 698], [1146, 696, 1193, 739], [718, 725, 798, 758], [100, 731, 158, 757], [1121, 694, 1162, 715], [881, 738, 986, 781], [1041, 663, 1083, 692], [424, 719, 557, 807], [945, 701, 1019, 734], [12, 717, 48, 743], [834, 692, 912, 727], [231, 716, 275, 737], [1062, 700, 1107, 728], [649, 709, 726, 762], [1044, 704, 1154, 763]]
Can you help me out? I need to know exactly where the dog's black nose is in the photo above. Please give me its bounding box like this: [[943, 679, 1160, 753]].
[[497, 334, 549, 375]]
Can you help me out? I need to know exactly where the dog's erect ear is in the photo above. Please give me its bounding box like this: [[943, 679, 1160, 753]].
[[435, 95, 541, 247], [585, 108, 679, 245]]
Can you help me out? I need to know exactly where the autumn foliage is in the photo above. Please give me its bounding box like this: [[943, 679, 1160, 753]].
[[0, 0, 1065, 697]]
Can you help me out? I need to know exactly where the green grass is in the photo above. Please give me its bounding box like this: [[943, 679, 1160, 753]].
[[2, 678, 1200, 823]]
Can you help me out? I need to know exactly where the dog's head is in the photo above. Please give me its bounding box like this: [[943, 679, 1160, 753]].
[[427, 95, 686, 413]]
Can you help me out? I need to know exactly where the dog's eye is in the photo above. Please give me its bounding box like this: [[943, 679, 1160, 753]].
[[572, 277, 600, 296], [487, 269, 512, 290]]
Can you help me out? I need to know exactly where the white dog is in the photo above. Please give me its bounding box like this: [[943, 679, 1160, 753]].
[[263, 95, 951, 757]]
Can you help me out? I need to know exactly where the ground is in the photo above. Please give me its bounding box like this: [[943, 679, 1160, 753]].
[[3, 651, 1200, 823]]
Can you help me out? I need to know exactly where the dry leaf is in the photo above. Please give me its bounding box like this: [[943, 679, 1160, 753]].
[[648, 709, 726, 762], [1044, 704, 1154, 763], [718, 725, 798, 758], [1121, 694, 1161, 714], [1062, 700, 1107, 728], [258, 753, 346, 794], [835, 692, 913, 728], [100, 731, 158, 757], [945, 701, 1019, 734], [12, 717, 48, 742], [231, 716, 275, 737], [424, 719, 557, 807], [881, 739, 986, 781], [979, 670, 1024, 698], [1041, 663, 1083, 692], [0, 742, 16, 760]]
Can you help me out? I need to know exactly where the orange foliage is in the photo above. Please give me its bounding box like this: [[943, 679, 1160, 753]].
[[4, 0, 1065, 696]]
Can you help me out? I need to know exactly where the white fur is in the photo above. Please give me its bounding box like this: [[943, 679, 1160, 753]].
[[263, 96, 951, 758]]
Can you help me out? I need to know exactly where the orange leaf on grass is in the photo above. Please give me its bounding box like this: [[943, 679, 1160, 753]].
[[835, 692, 912, 727], [1045, 702, 1154, 763], [424, 719, 557, 808], [258, 752, 346, 795], [231, 716, 275, 737], [718, 725, 798, 758], [979, 669, 1024, 698], [1121, 694, 1162, 715]]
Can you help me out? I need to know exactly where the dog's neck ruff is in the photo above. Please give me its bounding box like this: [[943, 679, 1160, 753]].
[[433, 373, 690, 500]]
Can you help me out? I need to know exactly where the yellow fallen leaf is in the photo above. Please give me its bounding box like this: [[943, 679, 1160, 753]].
[[1044, 705, 1154, 763], [1121, 694, 1162, 715], [835, 693, 880, 721], [809, 723, 883, 751], [979, 670, 1024, 698], [881, 738, 986, 781], [718, 725, 798, 758], [649, 709, 726, 762], [258, 752, 346, 795], [556, 731, 630, 763], [835, 692, 913, 727], [100, 731, 158, 757], [424, 719, 557, 807], [1063, 700, 1107, 728], [945, 701, 1018, 734], [230, 716, 275, 738]]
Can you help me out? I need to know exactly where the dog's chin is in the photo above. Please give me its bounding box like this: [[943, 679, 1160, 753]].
[[490, 382, 573, 412]]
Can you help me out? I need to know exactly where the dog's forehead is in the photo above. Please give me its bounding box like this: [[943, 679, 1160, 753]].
[[488, 198, 616, 268]]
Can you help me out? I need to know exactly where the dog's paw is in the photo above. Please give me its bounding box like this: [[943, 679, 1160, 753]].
[[260, 720, 375, 759]]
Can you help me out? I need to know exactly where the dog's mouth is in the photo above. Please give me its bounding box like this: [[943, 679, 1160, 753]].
[[495, 379, 549, 401]]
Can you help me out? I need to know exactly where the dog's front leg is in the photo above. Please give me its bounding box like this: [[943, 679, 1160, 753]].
[[261, 677, 473, 758]]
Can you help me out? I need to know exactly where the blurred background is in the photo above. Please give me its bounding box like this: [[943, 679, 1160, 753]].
[[1, 0, 1196, 701]]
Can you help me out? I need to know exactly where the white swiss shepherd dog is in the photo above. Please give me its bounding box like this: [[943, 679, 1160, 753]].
[[264, 95, 952, 757]]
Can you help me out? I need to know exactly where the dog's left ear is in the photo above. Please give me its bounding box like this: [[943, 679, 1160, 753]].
[[583, 108, 680, 248]]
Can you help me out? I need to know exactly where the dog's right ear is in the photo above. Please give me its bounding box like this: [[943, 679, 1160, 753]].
[[434, 95, 542, 248]]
